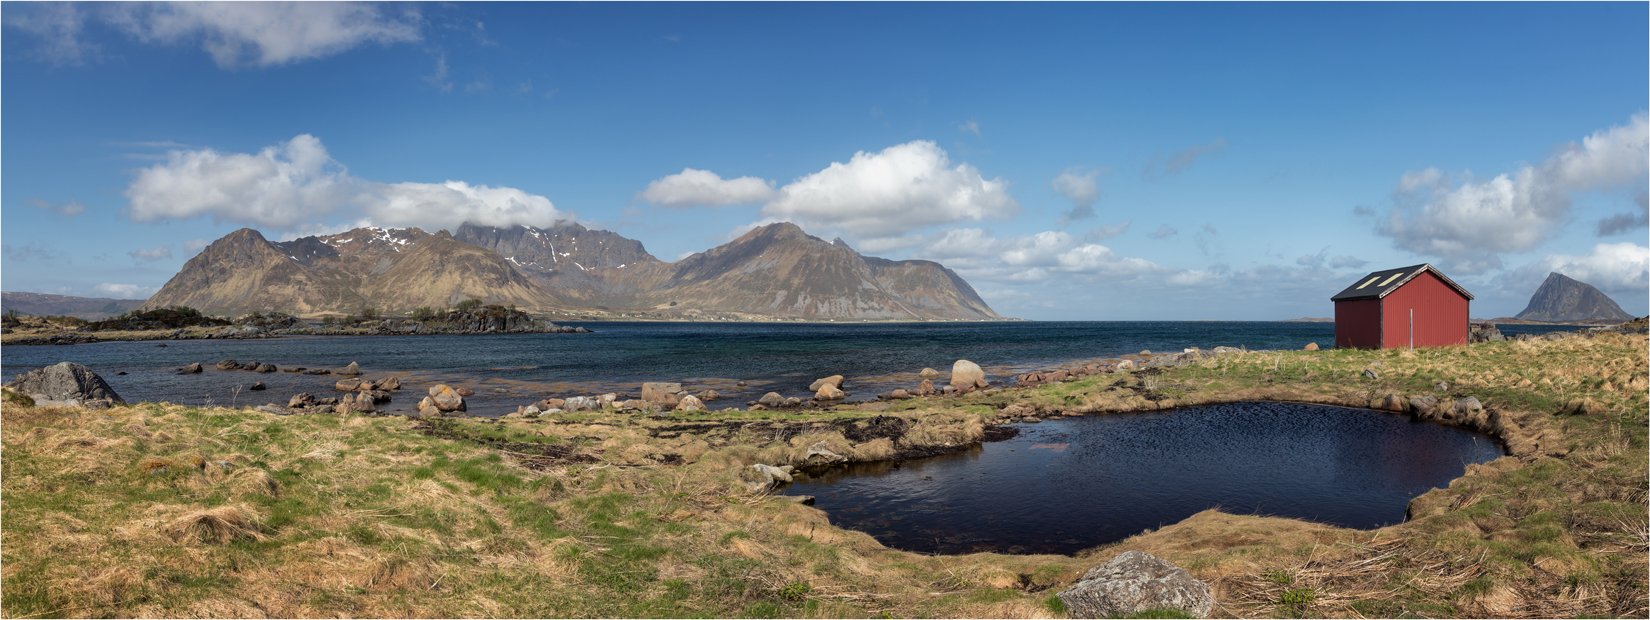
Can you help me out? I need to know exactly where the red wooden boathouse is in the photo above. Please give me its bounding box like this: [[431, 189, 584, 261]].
[[1331, 263, 1473, 349]]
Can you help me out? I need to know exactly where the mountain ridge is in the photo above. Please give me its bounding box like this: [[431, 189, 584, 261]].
[[1513, 272, 1632, 323], [140, 221, 1004, 320]]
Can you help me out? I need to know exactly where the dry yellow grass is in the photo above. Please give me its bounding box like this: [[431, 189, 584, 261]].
[[2, 332, 1644, 618]]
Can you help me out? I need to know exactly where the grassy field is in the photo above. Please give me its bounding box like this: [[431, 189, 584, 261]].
[[2, 330, 1644, 618]]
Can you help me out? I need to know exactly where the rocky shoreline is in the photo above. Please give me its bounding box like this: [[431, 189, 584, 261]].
[[0, 309, 592, 346]]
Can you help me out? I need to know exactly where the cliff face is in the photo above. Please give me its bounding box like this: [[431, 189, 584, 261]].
[[141, 227, 559, 315], [1514, 272, 1633, 323]]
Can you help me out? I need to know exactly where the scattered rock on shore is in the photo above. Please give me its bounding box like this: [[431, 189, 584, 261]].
[[815, 384, 845, 400], [1303, 342, 1319, 351], [808, 375, 845, 392], [1057, 551, 1213, 619], [918, 367, 939, 378], [642, 382, 683, 404], [429, 385, 466, 412], [676, 395, 704, 412], [757, 392, 785, 407], [950, 360, 984, 390]]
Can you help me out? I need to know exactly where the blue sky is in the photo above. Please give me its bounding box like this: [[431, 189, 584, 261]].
[[3, 2, 1646, 320]]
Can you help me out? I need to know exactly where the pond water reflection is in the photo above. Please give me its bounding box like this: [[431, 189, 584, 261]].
[[780, 401, 1503, 555]]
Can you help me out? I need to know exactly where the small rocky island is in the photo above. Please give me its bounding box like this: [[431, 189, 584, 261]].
[[0, 302, 588, 345]]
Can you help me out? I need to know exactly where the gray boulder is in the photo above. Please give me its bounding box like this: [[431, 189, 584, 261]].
[[337, 362, 363, 376], [809, 375, 845, 392], [642, 382, 683, 404], [180, 362, 203, 374], [950, 360, 984, 390], [6, 362, 126, 408], [805, 441, 846, 465], [757, 392, 786, 407], [216, 360, 241, 371], [1451, 396, 1483, 414], [1469, 323, 1505, 343], [1362, 368, 1379, 380], [744, 463, 795, 493], [1057, 551, 1213, 619]]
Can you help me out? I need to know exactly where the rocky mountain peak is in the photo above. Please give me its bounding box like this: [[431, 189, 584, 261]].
[[1514, 272, 1633, 323]]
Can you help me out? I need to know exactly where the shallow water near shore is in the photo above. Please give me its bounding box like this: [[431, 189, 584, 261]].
[[780, 401, 1504, 556], [0, 321, 1588, 416]]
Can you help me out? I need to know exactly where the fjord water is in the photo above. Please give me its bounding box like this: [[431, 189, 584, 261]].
[[0, 321, 1586, 415], [780, 401, 1505, 556]]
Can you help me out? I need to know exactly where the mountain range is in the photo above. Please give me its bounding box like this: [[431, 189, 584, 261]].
[[135, 221, 1002, 321], [0, 292, 146, 320]]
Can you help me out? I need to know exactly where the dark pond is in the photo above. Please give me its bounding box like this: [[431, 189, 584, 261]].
[[779, 401, 1503, 556]]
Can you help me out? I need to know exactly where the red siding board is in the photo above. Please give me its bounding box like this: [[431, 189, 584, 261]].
[[1335, 299, 1383, 348], [1380, 271, 1469, 347]]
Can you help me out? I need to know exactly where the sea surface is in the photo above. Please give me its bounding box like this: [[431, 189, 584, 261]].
[[779, 401, 1505, 555], [0, 321, 1589, 416]]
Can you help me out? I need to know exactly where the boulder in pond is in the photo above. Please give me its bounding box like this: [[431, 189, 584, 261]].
[[782, 397, 802, 407], [256, 363, 277, 373], [249, 382, 266, 391], [456, 387, 475, 397], [428, 385, 466, 412], [337, 362, 362, 376], [289, 393, 317, 409], [918, 367, 940, 378], [697, 389, 720, 401], [1057, 550, 1213, 619], [372, 377, 401, 391], [335, 378, 365, 392], [180, 362, 203, 374], [809, 375, 845, 392], [305, 368, 331, 376], [950, 360, 984, 390], [815, 384, 845, 400], [4, 362, 126, 409], [216, 360, 241, 371], [757, 392, 785, 407]]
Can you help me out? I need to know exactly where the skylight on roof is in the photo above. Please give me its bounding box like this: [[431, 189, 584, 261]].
[[1356, 276, 1381, 289], [1378, 272, 1404, 287]]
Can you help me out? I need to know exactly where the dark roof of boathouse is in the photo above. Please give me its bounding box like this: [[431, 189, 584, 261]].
[[1330, 263, 1474, 302]]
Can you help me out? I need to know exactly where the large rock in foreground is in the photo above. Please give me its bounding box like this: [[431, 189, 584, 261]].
[[5, 362, 127, 409], [1057, 551, 1213, 619], [950, 360, 984, 390]]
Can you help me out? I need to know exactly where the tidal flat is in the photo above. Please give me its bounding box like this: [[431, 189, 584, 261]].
[[2, 329, 1645, 618]]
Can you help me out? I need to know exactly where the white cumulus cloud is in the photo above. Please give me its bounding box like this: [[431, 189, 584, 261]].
[[94, 283, 156, 299], [760, 141, 1020, 237], [1378, 113, 1650, 273], [109, 1, 421, 69], [368, 180, 567, 231], [123, 134, 570, 233], [639, 168, 776, 207], [1501, 242, 1650, 299]]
